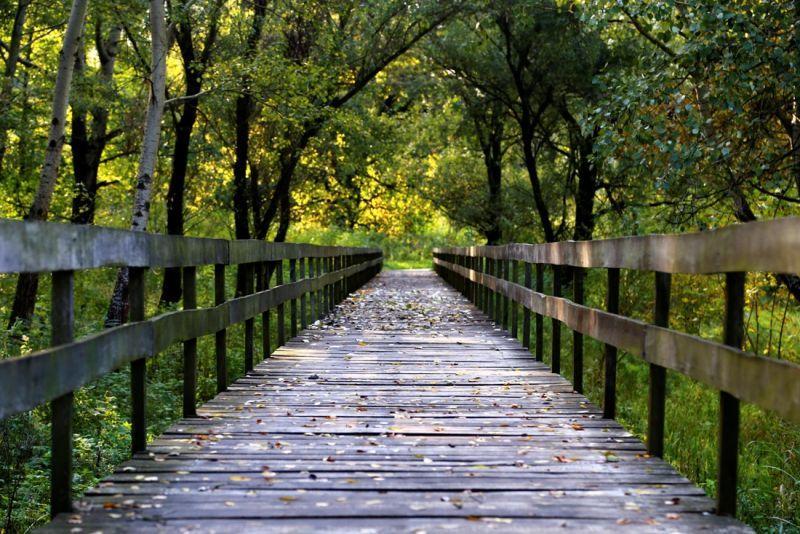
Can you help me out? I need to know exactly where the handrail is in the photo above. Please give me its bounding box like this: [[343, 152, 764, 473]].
[[0, 219, 380, 272], [434, 216, 800, 274], [432, 217, 800, 519], [0, 218, 383, 517]]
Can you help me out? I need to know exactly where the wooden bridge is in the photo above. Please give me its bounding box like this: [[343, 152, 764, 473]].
[[2, 219, 800, 532]]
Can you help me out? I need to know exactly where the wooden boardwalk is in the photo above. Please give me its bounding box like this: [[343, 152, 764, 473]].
[[46, 270, 749, 532]]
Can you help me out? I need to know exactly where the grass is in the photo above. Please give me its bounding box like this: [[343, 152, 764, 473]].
[[2, 235, 799, 533], [468, 267, 800, 533], [383, 258, 432, 270]]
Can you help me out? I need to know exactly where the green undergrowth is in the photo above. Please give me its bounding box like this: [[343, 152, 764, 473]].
[[0, 262, 304, 533], [480, 267, 800, 532]]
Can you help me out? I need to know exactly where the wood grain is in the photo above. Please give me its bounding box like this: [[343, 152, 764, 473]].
[[434, 257, 800, 424], [435, 217, 800, 274], [43, 270, 749, 532]]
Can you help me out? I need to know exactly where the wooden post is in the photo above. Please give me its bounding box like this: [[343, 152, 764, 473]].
[[718, 271, 745, 517], [309, 257, 316, 322], [648, 272, 670, 456], [502, 259, 510, 330], [261, 262, 270, 360], [573, 267, 584, 393], [325, 255, 331, 313], [535, 264, 544, 362], [243, 263, 254, 372], [300, 257, 307, 330], [182, 266, 197, 417], [215, 264, 228, 392], [603, 268, 620, 419], [290, 258, 297, 338], [511, 260, 519, 338], [129, 267, 147, 453], [551, 265, 561, 374], [480, 257, 487, 315], [488, 258, 496, 322], [277, 260, 285, 346], [50, 270, 74, 517], [474, 255, 482, 309], [522, 262, 532, 348], [493, 258, 501, 323]]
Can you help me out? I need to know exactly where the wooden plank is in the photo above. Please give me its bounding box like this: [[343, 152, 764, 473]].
[[0, 258, 382, 419], [0, 218, 379, 273], [435, 217, 800, 274], [435, 256, 800, 425], [44, 269, 749, 532]]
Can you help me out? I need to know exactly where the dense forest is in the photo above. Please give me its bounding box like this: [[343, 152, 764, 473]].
[[0, 0, 799, 531]]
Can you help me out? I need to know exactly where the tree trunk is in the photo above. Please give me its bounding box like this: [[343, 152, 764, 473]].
[[71, 23, 122, 225], [730, 187, 800, 303], [8, 0, 88, 328], [274, 190, 291, 243], [232, 0, 267, 297], [0, 0, 30, 178], [105, 0, 167, 327], [572, 133, 598, 242], [520, 120, 555, 243]]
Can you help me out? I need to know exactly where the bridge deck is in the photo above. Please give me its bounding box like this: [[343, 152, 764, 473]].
[[47, 270, 748, 532]]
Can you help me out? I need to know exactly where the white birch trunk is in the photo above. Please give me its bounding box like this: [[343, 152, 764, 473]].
[[105, 0, 168, 326], [26, 0, 88, 220], [129, 0, 167, 232]]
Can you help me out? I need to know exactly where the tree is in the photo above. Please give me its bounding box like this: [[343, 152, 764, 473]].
[[160, 0, 225, 304], [105, 0, 167, 327], [70, 19, 123, 224], [8, 0, 89, 327]]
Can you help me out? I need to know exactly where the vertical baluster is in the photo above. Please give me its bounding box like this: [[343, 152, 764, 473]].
[[277, 260, 285, 346], [474, 255, 482, 310], [243, 263, 254, 372], [648, 272, 670, 456], [573, 267, 584, 393], [215, 264, 228, 392], [50, 270, 74, 517], [300, 257, 307, 330], [603, 268, 620, 419], [502, 258, 510, 330], [491, 257, 499, 323], [336, 255, 343, 302], [290, 258, 298, 338], [487, 258, 495, 322], [511, 260, 519, 339], [483, 257, 490, 316], [321, 256, 327, 314], [330, 256, 336, 310], [551, 265, 561, 374], [523, 262, 532, 349], [261, 262, 271, 360], [718, 272, 745, 516], [535, 264, 544, 362], [130, 267, 147, 453], [309, 257, 317, 322], [182, 266, 197, 417]]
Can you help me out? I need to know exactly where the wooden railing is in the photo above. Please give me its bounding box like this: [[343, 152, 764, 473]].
[[0, 219, 382, 516], [433, 217, 800, 518]]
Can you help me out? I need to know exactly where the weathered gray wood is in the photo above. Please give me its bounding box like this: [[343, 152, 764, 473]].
[[0, 218, 379, 273], [434, 256, 800, 424], [45, 270, 748, 533], [0, 258, 382, 419], [182, 266, 198, 418], [215, 264, 228, 393], [129, 267, 147, 453], [435, 217, 800, 274], [50, 270, 74, 517]]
